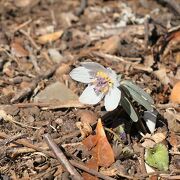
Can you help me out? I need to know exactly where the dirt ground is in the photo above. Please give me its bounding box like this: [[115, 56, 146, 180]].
[[0, 0, 179, 179]]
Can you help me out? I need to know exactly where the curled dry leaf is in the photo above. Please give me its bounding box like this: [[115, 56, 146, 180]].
[[82, 119, 115, 179], [154, 66, 170, 85], [76, 110, 97, 125], [141, 132, 167, 148], [83, 119, 115, 167], [76, 122, 92, 139], [170, 81, 180, 104], [37, 31, 63, 44], [11, 42, 29, 57]]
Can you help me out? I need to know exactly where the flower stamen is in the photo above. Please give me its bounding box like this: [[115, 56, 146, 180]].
[[93, 71, 113, 94]]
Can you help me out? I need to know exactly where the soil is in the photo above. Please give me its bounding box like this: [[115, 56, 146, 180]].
[[0, 0, 179, 179]]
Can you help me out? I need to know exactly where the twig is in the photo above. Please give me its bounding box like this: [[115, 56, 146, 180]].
[[13, 19, 32, 33], [19, 29, 40, 50], [75, 0, 88, 16], [0, 101, 85, 109], [89, 24, 153, 41], [0, 133, 27, 146], [0, 132, 54, 157], [144, 15, 150, 49], [163, 0, 180, 16], [139, 147, 147, 174], [43, 133, 83, 180], [69, 160, 116, 180], [137, 171, 170, 178], [104, 127, 122, 142], [50, 9, 57, 26], [0, 110, 40, 130], [161, 175, 180, 180], [92, 51, 140, 65], [169, 151, 180, 155], [156, 103, 179, 109], [29, 53, 41, 74], [0, 132, 121, 180], [10, 62, 63, 103]]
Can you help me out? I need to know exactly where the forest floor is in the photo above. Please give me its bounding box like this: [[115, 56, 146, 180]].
[[0, 0, 179, 179]]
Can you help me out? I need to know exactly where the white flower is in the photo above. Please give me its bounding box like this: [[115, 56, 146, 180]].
[[69, 62, 121, 111]]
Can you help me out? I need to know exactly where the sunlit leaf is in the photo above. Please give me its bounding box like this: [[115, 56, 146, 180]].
[[121, 85, 154, 111], [145, 143, 169, 171]]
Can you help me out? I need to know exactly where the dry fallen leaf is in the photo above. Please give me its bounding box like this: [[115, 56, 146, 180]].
[[83, 147, 99, 180], [169, 131, 178, 152], [11, 42, 29, 57], [154, 66, 170, 85], [141, 132, 167, 148], [100, 35, 120, 54], [170, 81, 180, 104], [164, 109, 180, 133], [83, 119, 115, 166], [176, 53, 180, 66], [83, 135, 98, 150], [76, 122, 92, 139], [37, 31, 63, 44], [95, 119, 115, 167], [77, 110, 97, 125], [82, 119, 115, 179]]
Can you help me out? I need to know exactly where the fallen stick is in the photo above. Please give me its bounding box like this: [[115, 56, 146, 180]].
[[0, 132, 129, 180], [43, 133, 83, 180]]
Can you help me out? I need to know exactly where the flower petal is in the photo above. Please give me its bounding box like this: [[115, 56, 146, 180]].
[[106, 68, 120, 87], [144, 110, 157, 134], [104, 87, 121, 111], [79, 85, 104, 105], [69, 67, 94, 83], [81, 62, 106, 72]]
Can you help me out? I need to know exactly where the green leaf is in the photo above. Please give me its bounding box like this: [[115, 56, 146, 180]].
[[121, 80, 154, 104], [121, 85, 154, 111], [145, 143, 169, 171], [121, 96, 139, 122]]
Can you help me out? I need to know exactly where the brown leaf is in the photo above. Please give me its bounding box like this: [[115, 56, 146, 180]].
[[77, 110, 97, 125], [100, 36, 120, 54], [37, 31, 63, 44], [154, 66, 170, 85], [82, 135, 98, 150], [76, 122, 92, 139], [82, 155, 98, 180], [175, 53, 180, 66], [169, 131, 178, 151], [97, 136, 115, 167], [11, 42, 29, 57], [96, 119, 115, 167], [170, 81, 180, 104], [82, 119, 115, 179]]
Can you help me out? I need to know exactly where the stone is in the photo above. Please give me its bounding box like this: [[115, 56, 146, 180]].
[[34, 82, 78, 103]]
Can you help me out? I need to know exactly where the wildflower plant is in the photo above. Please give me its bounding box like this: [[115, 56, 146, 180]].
[[70, 62, 154, 123]]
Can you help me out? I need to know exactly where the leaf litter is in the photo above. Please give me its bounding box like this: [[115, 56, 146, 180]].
[[0, 0, 179, 179]]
